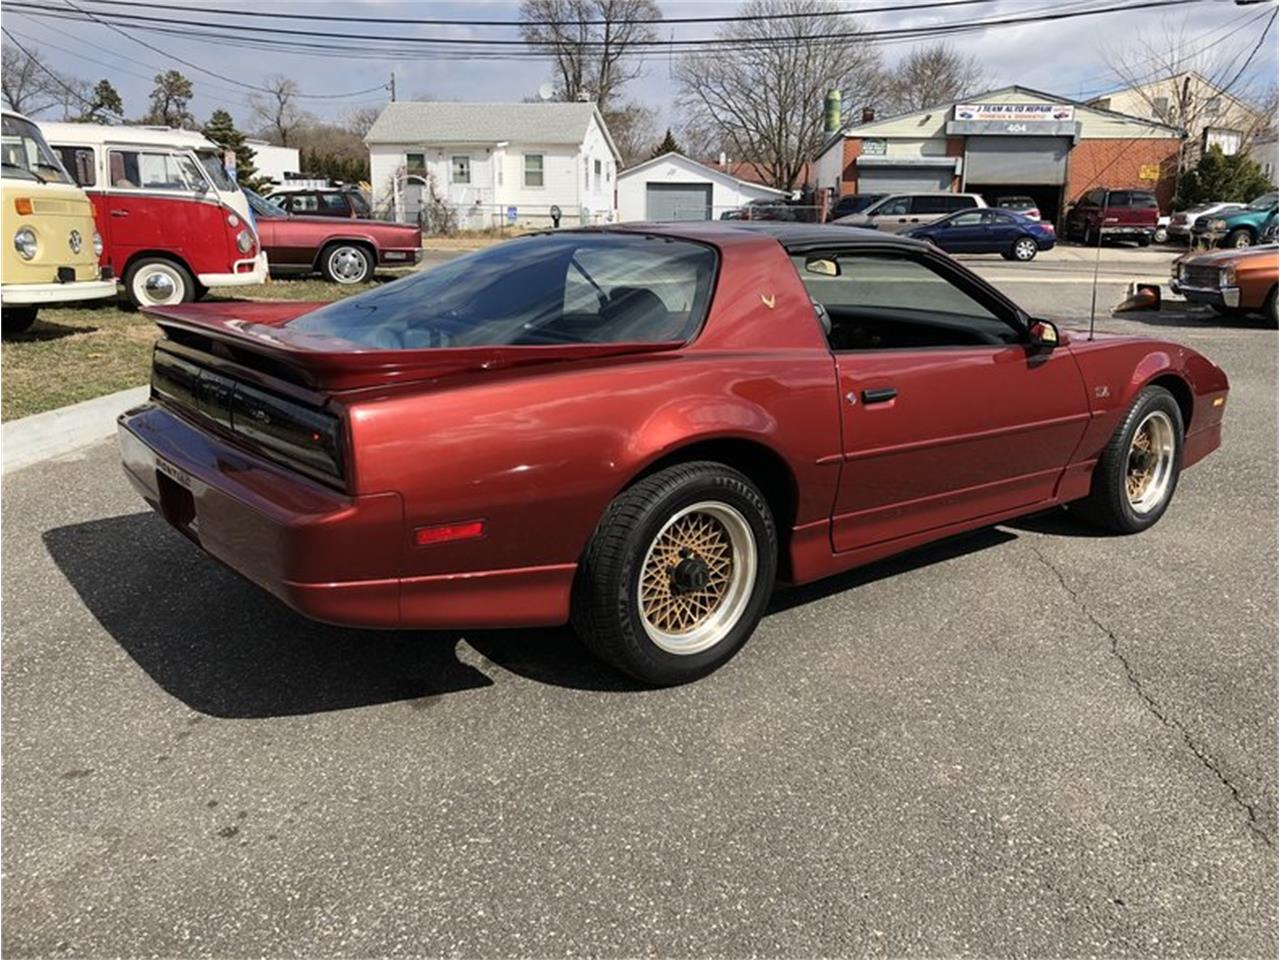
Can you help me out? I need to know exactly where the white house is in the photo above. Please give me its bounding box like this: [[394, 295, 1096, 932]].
[[1250, 135, 1278, 187], [616, 152, 788, 221], [365, 101, 620, 227], [243, 139, 300, 185]]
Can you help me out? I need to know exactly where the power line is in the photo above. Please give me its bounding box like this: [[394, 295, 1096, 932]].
[[1, 24, 124, 118], [13, 0, 1212, 51]]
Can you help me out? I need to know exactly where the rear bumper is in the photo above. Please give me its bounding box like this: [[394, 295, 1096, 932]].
[[2, 278, 117, 304], [117, 402, 572, 629], [1101, 226, 1154, 239], [196, 252, 269, 288]]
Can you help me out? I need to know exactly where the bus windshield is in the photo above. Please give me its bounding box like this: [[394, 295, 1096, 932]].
[[0, 114, 72, 184]]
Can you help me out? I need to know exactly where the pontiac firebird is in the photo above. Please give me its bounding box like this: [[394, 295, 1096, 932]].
[[118, 223, 1228, 685]]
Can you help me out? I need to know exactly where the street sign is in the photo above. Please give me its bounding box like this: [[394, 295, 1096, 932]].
[[506, 206, 518, 223], [1139, 164, 1159, 181], [224, 149, 236, 178]]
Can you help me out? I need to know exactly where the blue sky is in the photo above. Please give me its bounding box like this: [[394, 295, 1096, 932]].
[[5, 0, 1276, 132]]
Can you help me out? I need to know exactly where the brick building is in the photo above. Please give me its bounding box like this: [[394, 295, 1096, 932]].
[[813, 85, 1184, 225]]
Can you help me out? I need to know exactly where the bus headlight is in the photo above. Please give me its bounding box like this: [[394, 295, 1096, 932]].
[[14, 227, 37, 260], [92, 231, 103, 256], [236, 229, 254, 254]]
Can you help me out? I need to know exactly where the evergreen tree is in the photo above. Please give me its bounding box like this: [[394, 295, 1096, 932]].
[[71, 80, 123, 124], [650, 127, 682, 158], [202, 108, 259, 187], [1176, 145, 1273, 209], [143, 70, 194, 128]]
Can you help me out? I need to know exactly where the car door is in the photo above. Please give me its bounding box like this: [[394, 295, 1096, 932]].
[[865, 195, 911, 231], [981, 210, 1024, 252], [934, 209, 986, 252], [790, 245, 1091, 553]]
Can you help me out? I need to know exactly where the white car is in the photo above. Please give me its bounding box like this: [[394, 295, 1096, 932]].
[[1167, 201, 1244, 241]]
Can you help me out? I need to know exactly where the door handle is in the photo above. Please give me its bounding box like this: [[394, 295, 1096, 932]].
[[862, 387, 898, 404], [109, 209, 129, 217]]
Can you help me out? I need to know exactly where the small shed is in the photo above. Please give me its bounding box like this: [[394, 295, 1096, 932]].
[[617, 152, 788, 222]]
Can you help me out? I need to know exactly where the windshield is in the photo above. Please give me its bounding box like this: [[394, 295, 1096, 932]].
[[244, 187, 287, 219], [196, 150, 237, 192], [997, 198, 1033, 208], [1, 114, 72, 184], [1247, 193, 1278, 211], [289, 233, 718, 350]]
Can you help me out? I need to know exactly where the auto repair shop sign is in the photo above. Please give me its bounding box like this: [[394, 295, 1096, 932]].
[[948, 103, 1079, 137]]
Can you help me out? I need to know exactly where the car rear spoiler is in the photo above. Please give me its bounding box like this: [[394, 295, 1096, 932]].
[[144, 302, 684, 392]]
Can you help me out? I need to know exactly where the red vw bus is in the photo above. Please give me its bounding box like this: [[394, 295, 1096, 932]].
[[42, 123, 267, 307]]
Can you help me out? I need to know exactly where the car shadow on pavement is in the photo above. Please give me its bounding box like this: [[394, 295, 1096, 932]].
[[43, 512, 641, 719], [1115, 307, 1276, 330]]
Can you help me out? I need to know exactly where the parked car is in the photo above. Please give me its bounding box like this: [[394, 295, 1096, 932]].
[[1262, 212, 1278, 244], [907, 208, 1055, 260], [834, 192, 986, 232], [1154, 214, 1171, 244], [244, 188, 422, 284], [119, 223, 1228, 685], [1191, 192, 1279, 249], [265, 186, 373, 219], [1063, 188, 1159, 246], [1167, 201, 1243, 242], [1172, 242, 1278, 322], [993, 195, 1041, 221], [829, 192, 887, 220], [0, 111, 117, 334], [43, 122, 266, 306]]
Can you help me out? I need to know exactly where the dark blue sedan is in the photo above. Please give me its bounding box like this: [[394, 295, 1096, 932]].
[[906, 208, 1056, 261]]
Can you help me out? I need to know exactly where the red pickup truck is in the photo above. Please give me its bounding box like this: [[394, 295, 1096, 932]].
[[1064, 188, 1159, 246], [245, 189, 422, 284]]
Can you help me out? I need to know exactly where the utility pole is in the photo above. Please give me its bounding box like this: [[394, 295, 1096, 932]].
[[389, 73, 396, 102]]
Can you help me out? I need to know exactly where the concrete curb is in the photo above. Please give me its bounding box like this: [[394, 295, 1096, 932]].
[[2, 385, 149, 475]]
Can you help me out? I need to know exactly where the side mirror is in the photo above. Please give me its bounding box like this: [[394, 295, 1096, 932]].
[[1029, 319, 1060, 351], [805, 257, 840, 277]]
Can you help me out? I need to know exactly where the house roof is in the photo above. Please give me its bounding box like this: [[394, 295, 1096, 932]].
[[364, 101, 620, 160], [814, 84, 1185, 160], [1086, 71, 1258, 115], [618, 152, 788, 195]]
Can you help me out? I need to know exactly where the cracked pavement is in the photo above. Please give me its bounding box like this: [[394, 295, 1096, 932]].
[[2, 261, 1276, 957]]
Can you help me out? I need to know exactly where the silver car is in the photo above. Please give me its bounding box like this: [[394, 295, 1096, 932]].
[[834, 192, 987, 233], [1167, 201, 1244, 241]]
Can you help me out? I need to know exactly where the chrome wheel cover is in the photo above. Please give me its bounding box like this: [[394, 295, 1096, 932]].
[[638, 501, 757, 656], [328, 246, 368, 283], [1126, 410, 1176, 514], [136, 264, 184, 305], [1014, 238, 1036, 260]]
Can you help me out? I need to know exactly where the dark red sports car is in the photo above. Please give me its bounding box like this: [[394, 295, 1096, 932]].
[[119, 223, 1228, 685], [244, 189, 423, 284]]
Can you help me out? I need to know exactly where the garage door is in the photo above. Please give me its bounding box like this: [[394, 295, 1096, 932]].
[[965, 136, 1070, 184], [857, 165, 953, 193], [645, 183, 713, 221]]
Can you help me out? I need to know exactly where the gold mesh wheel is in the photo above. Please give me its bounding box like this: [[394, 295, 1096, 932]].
[[1125, 409, 1176, 514], [637, 501, 757, 656]]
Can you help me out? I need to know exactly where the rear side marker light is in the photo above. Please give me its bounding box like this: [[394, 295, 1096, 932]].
[[414, 520, 485, 546]]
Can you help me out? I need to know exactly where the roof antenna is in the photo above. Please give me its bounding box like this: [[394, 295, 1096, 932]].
[[1087, 189, 1114, 342]]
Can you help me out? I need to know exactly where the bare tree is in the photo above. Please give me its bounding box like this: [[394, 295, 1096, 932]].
[[1102, 16, 1277, 169], [1, 41, 62, 117], [249, 75, 309, 147], [342, 105, 384, 139], [673, 0, 883, 191], [882, 44, 987, 114], [520, 0, 661, 110], [607, 100, 657, 165]]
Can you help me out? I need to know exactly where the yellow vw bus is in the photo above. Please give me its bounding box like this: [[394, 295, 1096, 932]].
[[1, 110, 116, 334]]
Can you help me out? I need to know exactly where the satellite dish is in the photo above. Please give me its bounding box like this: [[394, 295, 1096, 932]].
[[538, 83, 554, 101]]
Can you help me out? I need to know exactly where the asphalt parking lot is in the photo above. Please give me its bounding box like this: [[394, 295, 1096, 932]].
[[3, 246, 1276, 957]]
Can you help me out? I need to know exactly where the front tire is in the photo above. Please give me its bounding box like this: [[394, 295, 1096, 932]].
[[125, 257, 194, 308], [571, 461, 777, 685], [1225, 228, 1253, 249], [321, 243, 373, 284], [1070, 386, 1183, 534], [1012, 237, 1038, 261], [2, 307, 37, 336]]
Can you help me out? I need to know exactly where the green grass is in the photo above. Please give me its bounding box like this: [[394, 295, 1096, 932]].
[[1, 273, 396, 421]]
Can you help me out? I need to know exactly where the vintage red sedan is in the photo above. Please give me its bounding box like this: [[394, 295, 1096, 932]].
[[118, 223, 1229, 685]]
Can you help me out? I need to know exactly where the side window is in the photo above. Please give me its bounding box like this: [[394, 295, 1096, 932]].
[[109, 150, 199, 190], [791, 251, 1021, 350], [875, 196, 910, 216], [985, 210, 1015, 224], [451, 155, 470, 184], [912, 195, 951, 215], [944, 195, 976, 212], [1132, 192, 1159, 209], [406, 152, 426, 174], [349, 192, 371, 216], [54, 146, 95, 187], [320, 192, 349, 213], [1083, 189, 1104, 206], [524, 154, 544, 188], [950, 210, 984, 227], [1108, 191, 1130, 207], [292, 194, 320, 212]]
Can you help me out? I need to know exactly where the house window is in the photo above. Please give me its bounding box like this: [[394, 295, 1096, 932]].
[[406, 152, 426, 174], [1205, 97, 1222, 117], [1152, 95, 1170, 116], [451, 155, 471, 184], [524, 153, 544, 188], [585, 159, 590, 189], [593, 158, 602, 193]]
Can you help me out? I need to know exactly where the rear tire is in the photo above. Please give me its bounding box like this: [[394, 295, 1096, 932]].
[[1069, 385, 1183, 534], [1136, 235, 1151, 248], [320, 243, 373, 284], [1154, 226, 1169, 243], [2, 307, 37, 336], [1012, 237, 1038, 261], [125, 257, 194, 308], [571, 461, 777, 686]]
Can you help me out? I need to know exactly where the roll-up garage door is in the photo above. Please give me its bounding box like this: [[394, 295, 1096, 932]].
[[857, 165, 952, 193], [645, 183, 713, 221], [965, 136, 1070, 184]]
